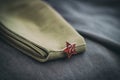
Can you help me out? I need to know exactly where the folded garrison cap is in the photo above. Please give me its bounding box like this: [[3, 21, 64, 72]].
[[0, 0, 86, 62]]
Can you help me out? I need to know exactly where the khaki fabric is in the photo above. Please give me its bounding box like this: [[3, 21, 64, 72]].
[[0, 0, 86, 62]]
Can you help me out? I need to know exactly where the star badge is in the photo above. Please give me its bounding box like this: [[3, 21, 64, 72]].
[[63, 42, 77, 58]]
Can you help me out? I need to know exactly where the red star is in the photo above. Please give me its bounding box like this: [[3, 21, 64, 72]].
[[63, 42, 77, 58]]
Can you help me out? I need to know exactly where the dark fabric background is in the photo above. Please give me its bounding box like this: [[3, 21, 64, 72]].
[[0, 0, 120, 80]]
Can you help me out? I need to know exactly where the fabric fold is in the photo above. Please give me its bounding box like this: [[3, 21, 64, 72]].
[[0, 0, 86, 62]]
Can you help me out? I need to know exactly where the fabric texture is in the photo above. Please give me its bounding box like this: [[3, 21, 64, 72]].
[[0, 0, 86, 62], [0, 0, 120, 80]]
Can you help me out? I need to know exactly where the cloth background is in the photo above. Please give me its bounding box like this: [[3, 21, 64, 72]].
[[0, 0, 120, 80]]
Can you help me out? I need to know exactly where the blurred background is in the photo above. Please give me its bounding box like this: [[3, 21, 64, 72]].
[[0, 0, 120, 80]]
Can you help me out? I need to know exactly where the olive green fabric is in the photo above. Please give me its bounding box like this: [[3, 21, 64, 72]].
[[0, 0, 86, 62]]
